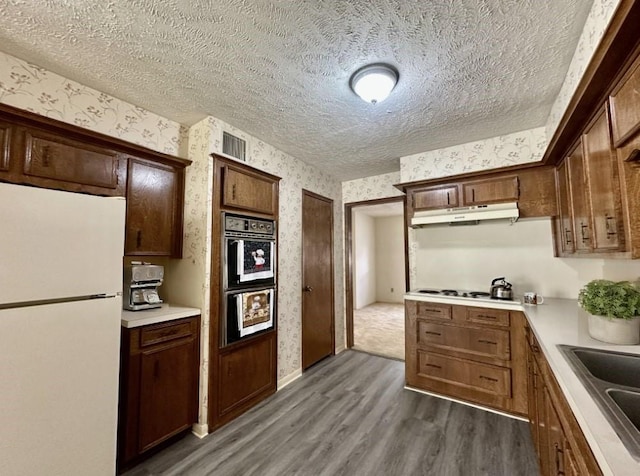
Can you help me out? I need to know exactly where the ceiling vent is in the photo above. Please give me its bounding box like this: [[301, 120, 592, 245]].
[[222, 131, 246, 162]]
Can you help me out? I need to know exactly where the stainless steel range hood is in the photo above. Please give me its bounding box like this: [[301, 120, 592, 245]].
[[411, 202, 519, 227]]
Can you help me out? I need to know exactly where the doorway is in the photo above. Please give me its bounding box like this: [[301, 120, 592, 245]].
[[345, 197, 407, 360], [301, 190, 335, 370]]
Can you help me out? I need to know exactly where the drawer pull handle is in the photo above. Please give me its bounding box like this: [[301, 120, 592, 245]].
[[446, 191, 450, 205], [424, 331, 442, 336], [424, 308, 442, 313], [605, 215, 617, 237], [479, 375, 498, 382], [425, 363, 442, 369], [531, 344, 540, 353], [478, 339, 497, 345], [232, 184, 236, 200], [136, 230, 142, 248], [476, 314, 497, 320], [42, 145, 51, 167], [159, 328, 179, 338], [555, 443, 564, 475]]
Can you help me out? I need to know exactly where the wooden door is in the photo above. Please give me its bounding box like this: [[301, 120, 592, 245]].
[[567, 142, 590, 252], [412, 185, 459, 210], [302, 190, 334, 370], [221, 163, 278, 216], [556, 161, 575, 254], [583, 108, 624, 251], [125, 158, 180, 256], [138, 337, 198, 452]]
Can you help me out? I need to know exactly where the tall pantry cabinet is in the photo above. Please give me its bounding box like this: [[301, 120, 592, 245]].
[[208, 153, 281, 431]]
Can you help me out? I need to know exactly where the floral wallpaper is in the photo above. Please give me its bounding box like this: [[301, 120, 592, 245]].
[[163, 115, 344, 433], [0, 50, 185, 157], [342, 171, 404, 204], [546, 0, 620, 138], [400, 127, 548, 183]]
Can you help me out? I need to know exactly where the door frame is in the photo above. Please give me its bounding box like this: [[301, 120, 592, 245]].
[[344, 196, 408, 348], [301, 189, 335, 368]]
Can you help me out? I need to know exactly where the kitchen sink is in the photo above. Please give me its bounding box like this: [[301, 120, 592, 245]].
[[559, 345, 640, 461]]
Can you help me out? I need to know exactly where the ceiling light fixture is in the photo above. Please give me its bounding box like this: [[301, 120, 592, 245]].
[[349, 64, 399, 104]]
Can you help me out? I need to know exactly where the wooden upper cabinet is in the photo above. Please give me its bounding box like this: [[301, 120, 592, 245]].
[[412, 185, 459, 210], [582, 108, 624, 252], [462, 176, 519, 205], [125, 158, 183, 257], [221, 163, 278, 216], [556, 160, 575, 255], [567, 143, 590, 252], [609, 55, 640, 146], [17, 127, 125, 196], [0, 121, 11, 172]]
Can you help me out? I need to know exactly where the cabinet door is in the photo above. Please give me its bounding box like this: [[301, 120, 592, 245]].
[[138, 338, 198, 452], [583, 108, 624, 251], [413, 185, 458, 210], [567, 143, 591, 252], [218, 334, 276, 417], [556, 160, 575, 254], [527, 349, 539, 454], [545, 387, 567, 476], [609, 56, 640, 145], [0, 121, 10, 172], [222, 164, 278, 216], [462, 176, 519, 205], [21, 127, 122, 194], [125, 158, 181, 256]]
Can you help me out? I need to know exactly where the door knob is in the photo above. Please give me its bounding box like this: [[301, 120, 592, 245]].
[[303, 286, 313, 292]]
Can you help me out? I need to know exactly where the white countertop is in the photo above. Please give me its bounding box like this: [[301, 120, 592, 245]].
[[121, 304, 201, 328], [405, 293, 640, 476]]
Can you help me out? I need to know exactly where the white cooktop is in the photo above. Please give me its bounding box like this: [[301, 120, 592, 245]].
[[406, 288, 519, 307]]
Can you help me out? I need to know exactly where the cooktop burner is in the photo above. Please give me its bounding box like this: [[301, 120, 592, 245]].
[[414, 289, 510, 301]]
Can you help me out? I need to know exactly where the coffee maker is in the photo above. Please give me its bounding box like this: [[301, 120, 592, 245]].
[[123, 263, 164, 311]]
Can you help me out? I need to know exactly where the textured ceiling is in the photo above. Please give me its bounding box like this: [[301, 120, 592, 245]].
[[0, 0, 593, 180]]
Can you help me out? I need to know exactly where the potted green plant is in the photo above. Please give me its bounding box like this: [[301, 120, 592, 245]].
[[578, 279, 640, 345]]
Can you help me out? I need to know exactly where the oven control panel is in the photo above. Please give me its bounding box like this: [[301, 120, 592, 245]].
[[225, 214, 275, 236]]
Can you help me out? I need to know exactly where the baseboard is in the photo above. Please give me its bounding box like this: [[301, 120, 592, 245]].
[[277, 369, 302, 390], [191, 423, 209, 439], [404, 385, 528, 422]]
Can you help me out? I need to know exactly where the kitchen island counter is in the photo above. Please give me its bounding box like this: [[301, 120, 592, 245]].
[[121, 304, 201, 328]]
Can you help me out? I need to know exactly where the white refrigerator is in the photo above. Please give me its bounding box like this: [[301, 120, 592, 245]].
[[0, 182, 125, 476]]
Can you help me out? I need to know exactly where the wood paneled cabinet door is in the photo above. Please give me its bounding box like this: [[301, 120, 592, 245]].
[[412, 185, 459, 210], [0, 120, 11, 172], [221, 163, 278, 216], [567, 143, 590, 252], [125, 158, 183, 257], [609, 54, 640, 146], [582, 108, 625, 252], [16, 126, 125, 196], [118, 316, 200, 470], [462, 175, 519, 205], [555, 160, 574, 255]]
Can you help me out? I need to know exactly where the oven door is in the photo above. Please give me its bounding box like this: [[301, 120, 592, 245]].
[[223, 287, 275, 346], [224, 237, 276, 289]]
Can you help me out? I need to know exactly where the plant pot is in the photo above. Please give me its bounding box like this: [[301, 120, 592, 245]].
[[587, 314, 640, 345]]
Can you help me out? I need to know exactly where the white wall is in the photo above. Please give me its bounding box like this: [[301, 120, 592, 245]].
[[354, 211, 376, 309], [375, 215, 405, 303], [413, 218, 640, 299]]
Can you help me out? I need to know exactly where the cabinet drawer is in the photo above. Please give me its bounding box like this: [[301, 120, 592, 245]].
[[463, 306, 510, 327], [417, 321, 511, 360], [23, 129, 120, 190], [417, 351, 511, 397], [416, 302, 452, 321], [140, 319, 194, 347]]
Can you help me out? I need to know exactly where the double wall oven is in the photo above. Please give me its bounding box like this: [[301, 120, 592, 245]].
[[222, 213, 276, 346]]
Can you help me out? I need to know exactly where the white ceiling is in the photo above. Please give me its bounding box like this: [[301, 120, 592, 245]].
[[0, 1, 593, 180]]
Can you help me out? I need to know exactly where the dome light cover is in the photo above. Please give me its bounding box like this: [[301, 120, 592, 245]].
[[350, 64, 399, 104]]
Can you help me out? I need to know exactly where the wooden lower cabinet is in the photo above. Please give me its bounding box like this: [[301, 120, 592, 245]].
[[526, 327, 602, 476], [405, 300, 527, 417], [118, 316, 200, 471]]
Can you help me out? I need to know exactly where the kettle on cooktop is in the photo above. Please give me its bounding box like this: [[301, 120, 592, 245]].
[[490, 277, 514, 300]]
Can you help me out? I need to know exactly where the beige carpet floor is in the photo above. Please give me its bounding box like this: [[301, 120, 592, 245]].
[[353, 302, 405, 361]]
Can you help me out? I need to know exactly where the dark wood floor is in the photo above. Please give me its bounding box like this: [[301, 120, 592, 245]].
[[124, 350, 539, 476]]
